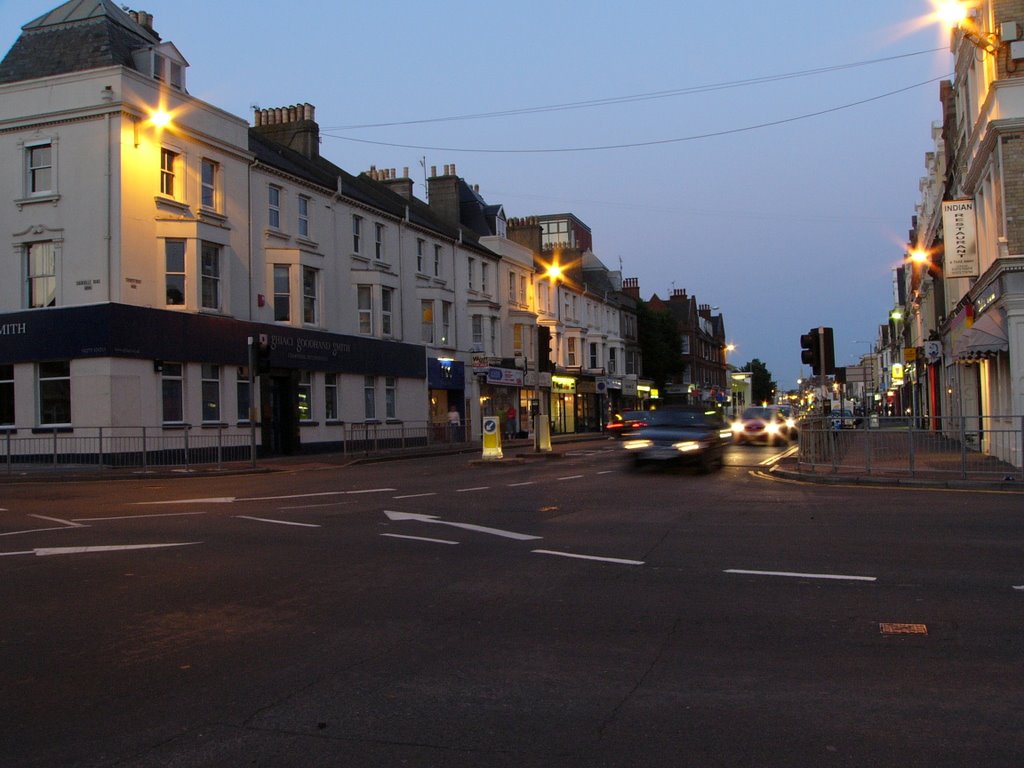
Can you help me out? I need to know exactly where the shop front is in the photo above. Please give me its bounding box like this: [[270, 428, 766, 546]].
[[550, 375, 576, 434], [428, 357, 466, 434], [479, 365, 527, 438]]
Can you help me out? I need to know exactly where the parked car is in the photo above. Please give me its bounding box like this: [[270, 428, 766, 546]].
[[829, 409, 858, 429], [622, 406, 732, 472], [732, 406, 790, 445], [605, 410, 649, 439]]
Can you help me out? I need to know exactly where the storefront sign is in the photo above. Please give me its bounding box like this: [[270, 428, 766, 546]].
[[485, 367, 524, 387], [942, 200, 979, 278], [551, 375, 576, 393]]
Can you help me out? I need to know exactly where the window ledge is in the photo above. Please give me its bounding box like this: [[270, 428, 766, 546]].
[[300, 420, 319, 427], [264, 228, 290, 242], [199, 208, 229, 225], [32, 425, 72, 434], [295, 236, 319, 249], [155, 196, 191, 214], [200, 422, 229, 429], [15, 193, 60, 210], [161, 423, 189, 431], [326, 420, 344, 426]]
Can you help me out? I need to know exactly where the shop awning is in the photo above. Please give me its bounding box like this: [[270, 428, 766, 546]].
[[954, 310, 1008, 363]]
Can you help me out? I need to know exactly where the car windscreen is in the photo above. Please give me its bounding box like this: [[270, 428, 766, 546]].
[[646, 410, 708, 427]]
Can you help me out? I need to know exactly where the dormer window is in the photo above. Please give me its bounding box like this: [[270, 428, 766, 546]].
[[133, 43, 188, 92]]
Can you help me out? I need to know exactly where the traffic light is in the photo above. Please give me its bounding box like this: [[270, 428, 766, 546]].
[[820, 326, 836, 375], [800, 327, 836, 376], [800, 328, 821, 374]]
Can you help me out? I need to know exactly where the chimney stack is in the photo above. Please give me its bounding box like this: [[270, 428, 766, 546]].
[[252, 103, 320, 160], [426, 162, 462, 227]]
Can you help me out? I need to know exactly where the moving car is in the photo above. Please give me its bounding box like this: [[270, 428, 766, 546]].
[[623, 406, 732, 472], [605, 410, 649, 439], [732, 406, 791, 445]]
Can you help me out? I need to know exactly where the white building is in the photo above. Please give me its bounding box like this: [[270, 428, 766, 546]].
[[0, 1, 495, 454]]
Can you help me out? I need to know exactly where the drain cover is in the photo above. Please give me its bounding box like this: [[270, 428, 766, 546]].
[[880, 623, 928, 635]]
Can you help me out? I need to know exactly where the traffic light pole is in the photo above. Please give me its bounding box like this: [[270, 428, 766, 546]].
[[247, 336, 257, 467], [818, 326, 828, 413]]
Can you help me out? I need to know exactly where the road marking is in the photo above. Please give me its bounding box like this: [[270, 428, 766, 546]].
[[596, 470, 616, 475], [243, 488, 395, 501], [133, 488, 396, 505], [507, 482, 535, 487], [557, 475, 584, 481], [278, 502, 354, 510], [133, 497, 236, 505], [73, 511, 207, 522], [236, 515, 320, 528], [725, 568, 876, 582], [760, 446, 797, 465], [384, 510, 541, 540], [381, 533, 459, 545], [29, 514, 85, 528], [533, 549, 644, 566], [0, 526, 85, 538], [1013, 585, 1024, 591], [0, 542, 202, 557], [392, 492, 438, 499], [455, 486, 490, 493]]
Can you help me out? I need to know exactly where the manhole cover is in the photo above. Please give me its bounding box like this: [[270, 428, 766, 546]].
[[879, 623, 928, 635]]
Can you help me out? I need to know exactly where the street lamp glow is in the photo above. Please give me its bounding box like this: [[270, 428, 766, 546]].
[[545, 263, 563, 281], [890, 310, 903, 321], [149, 108, 172, 129], [934, 0, 969, 30], [909, 248, 929, 265]]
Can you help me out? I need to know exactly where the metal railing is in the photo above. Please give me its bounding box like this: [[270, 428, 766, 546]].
[[796, 415, 1024, 481], [1, 421, 476, 475], [2, 426, 254, 474]]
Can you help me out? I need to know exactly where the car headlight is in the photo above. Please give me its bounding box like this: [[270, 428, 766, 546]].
[[731, 421, 744, 433], [623, 439, 652, 450], [766, 423, 780, 435], [785, 418, 796, 429], [673, 441, 703, 453]]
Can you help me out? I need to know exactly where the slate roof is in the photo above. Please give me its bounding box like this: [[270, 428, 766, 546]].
[[0, 0, 157, 84], [249, 130, 495, 256]]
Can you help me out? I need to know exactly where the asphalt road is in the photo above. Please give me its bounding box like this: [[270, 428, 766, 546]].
[[1, 442, 1021, 767]]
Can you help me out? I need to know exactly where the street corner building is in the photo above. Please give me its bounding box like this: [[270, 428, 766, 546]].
[[0, 1, 665, 459], [890, 0, 1024, 470]]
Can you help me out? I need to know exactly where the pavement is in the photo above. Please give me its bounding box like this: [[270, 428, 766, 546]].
[[3, 430, 1022, 493], [0, 433, 607, 484], [769, 427, 1024, 493]]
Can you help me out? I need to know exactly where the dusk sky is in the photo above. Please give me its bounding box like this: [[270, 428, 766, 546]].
[[0, 1, 956, 390]]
